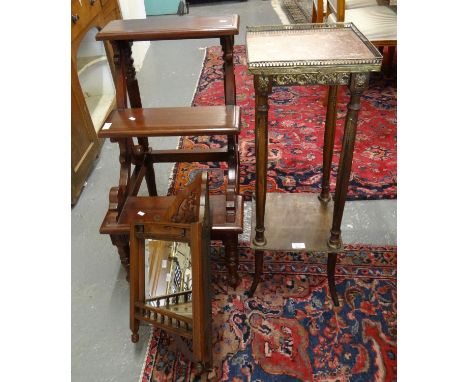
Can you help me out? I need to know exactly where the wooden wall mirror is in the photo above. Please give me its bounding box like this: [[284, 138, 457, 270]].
[[129, 172, 213, 376]]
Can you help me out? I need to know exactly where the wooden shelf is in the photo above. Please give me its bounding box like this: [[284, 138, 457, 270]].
[[99, 106, 241, 138], [251, 193, 343, 252]]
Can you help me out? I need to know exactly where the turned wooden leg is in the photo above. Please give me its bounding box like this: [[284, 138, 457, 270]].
[[220, 35, 236, 106], [110, 234, 130, 280], [224, 234, 240, 289], [119, 41, 158, 197], [319, 85, 338, 203], [253, 75, 271, 247], [129, 226, 142, 343], [247, 250, 264, 297], [329, 73, 369, 249], [327, 252, 339, 307]]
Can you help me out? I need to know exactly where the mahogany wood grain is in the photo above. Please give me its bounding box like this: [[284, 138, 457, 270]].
[[147, 148, 229, 163], [98, 106, 241, 138], [96, 15, 239, 41], [97, 15, 242, 290]]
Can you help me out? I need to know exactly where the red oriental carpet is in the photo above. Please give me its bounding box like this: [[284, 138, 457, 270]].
[[168, 45, 397, 200], [140, 244, 397, 382]]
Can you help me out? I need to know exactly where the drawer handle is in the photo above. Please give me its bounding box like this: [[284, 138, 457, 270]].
[[71, 14, 79, 23]]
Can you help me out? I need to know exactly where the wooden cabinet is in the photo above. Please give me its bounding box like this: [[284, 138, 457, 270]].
[[71, 0, 122, 204]]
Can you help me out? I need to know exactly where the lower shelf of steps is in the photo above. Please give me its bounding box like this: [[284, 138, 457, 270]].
[[101, 194, 243, 235]]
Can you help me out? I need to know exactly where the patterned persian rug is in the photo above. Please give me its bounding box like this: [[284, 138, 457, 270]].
[[140, 244, 397, 381], [281, 0, 312, 23], [168, 46, 397, 201]]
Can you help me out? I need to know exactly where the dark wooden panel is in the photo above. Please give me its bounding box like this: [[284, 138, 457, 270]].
[[148, 148, 229, 163]]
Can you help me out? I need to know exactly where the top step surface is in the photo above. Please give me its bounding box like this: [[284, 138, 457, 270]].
[[96, 15, 239, 41], [98, 106, 241, 138]]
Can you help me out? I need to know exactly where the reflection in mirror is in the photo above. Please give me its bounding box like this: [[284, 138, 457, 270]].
[[145, 239, 192, 320]]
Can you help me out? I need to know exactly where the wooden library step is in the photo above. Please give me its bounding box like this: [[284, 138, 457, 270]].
[[98, 106, 241, 138], [100, 194, 243, 235], [95, 15, 239, 42]]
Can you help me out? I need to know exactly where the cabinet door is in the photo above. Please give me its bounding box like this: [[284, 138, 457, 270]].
[[72, 0, 102, 42], [71, 77, 100, 204], [71, 0, 121, 204], [102, 0, 122, 23]]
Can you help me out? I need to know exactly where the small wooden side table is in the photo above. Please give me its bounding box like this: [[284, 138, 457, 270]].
[[246, 23, 382, 304]]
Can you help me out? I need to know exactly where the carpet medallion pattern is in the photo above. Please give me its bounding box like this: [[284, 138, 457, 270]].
[[140, 245, 397, 382], [168, 46, 397, 201]]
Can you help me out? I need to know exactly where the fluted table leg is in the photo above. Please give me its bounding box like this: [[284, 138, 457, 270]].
[[328, 73, 369, 249], [319, 85, 339, 203], [253, 75, 271, 247]]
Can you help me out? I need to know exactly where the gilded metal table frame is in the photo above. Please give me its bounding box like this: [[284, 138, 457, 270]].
[[246, 23, 382, 304]]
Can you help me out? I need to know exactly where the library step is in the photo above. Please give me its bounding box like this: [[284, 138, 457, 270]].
[[95, 15, 239, 41], [98, 106, 241, 138]]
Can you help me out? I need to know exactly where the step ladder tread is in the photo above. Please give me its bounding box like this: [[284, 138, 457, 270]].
[[99, 106, 241, 138], [100, 194, 243, 234], [96, 15, 239, 41]]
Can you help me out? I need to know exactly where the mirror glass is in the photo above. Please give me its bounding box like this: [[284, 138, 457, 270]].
[[145, 239, 192, 320]]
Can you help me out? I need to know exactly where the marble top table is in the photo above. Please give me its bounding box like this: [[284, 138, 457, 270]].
[[245, 23, 382, 302]]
